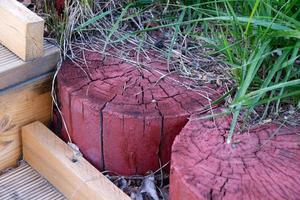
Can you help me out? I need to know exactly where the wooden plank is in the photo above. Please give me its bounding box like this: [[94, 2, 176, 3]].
[[0, 41, 60, 90], [0, 74, 53, 171], [0, 0, 44, 61], [22, 122, 130, 200], [0, 162, 66, 199]]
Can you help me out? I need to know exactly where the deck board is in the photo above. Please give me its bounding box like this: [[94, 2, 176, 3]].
[[0, 41, 60, 91], [0, 162, 66, 200]]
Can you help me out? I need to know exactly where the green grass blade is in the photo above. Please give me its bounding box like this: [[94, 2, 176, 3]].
[[75, 10, 112, 31]]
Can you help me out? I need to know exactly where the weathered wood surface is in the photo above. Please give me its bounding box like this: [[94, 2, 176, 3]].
[[170, 115, 300, 200], [0, 41, 60, 90], [0, 0, 44, 61], [55, 51, 222, 175], [0, 74, 53, 171], [22, 121, 130, 200], [0, 162, 66, 199]]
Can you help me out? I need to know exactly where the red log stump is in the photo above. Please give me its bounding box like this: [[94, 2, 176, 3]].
[[170, 115, 300, 200], [55, 51, 221, 175]]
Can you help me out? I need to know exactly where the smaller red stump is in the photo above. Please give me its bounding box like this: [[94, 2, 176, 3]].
[[170, 115, 300, 200]]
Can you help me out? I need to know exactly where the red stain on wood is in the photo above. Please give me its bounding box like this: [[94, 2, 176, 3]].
[[55, 0, 64, 14], [170, 115, 300, 200], [55, 51, 221, 175]]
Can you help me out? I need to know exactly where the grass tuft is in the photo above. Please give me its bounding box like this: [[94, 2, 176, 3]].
[[44, 0, 300, 143]]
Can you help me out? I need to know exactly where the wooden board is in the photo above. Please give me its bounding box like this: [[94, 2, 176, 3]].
[[0, 74, 53, 171], [0, 0, 44, 61], [0, 162, 66, 199], [22, 121, 130, 200], [0, 41, 60, 90]]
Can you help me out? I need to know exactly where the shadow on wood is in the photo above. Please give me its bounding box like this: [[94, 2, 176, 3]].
[[22, 121, 130, 200]]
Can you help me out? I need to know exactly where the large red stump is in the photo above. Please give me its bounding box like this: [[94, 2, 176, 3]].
[[170, 115, 300, 200], [55, 51, 221, 175]]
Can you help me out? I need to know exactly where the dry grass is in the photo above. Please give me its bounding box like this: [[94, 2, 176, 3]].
[[43, 0, 231, 86], [41, 0, 299, 141]]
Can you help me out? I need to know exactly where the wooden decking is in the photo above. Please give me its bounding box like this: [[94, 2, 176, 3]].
[[0, 41, 60, 90], [22, 122, 130, 200], [0, 162, 66, 199], [0, 41, 59, 172]]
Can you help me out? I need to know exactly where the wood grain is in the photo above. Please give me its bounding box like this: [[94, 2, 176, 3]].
[[0, 74, 53, 171], [0, 0, 44, 61], [56, 51, 222, 175], [0, 42, 60, 90], [0, 162, 66, 199], [170, 115, 300, 200], [22, 121, 130, 200]]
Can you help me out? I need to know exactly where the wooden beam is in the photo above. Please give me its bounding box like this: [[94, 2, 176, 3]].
[[0, 0, 44, 61], [0, 74, 53, 171], [22, 122, 130, 200], [0, 42, 60, 90]]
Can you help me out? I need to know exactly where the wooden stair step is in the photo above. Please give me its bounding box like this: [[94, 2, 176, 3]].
[[0, 162, 66, 200], [0, 41, 60, 172], [0, 41, 60, 91]]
